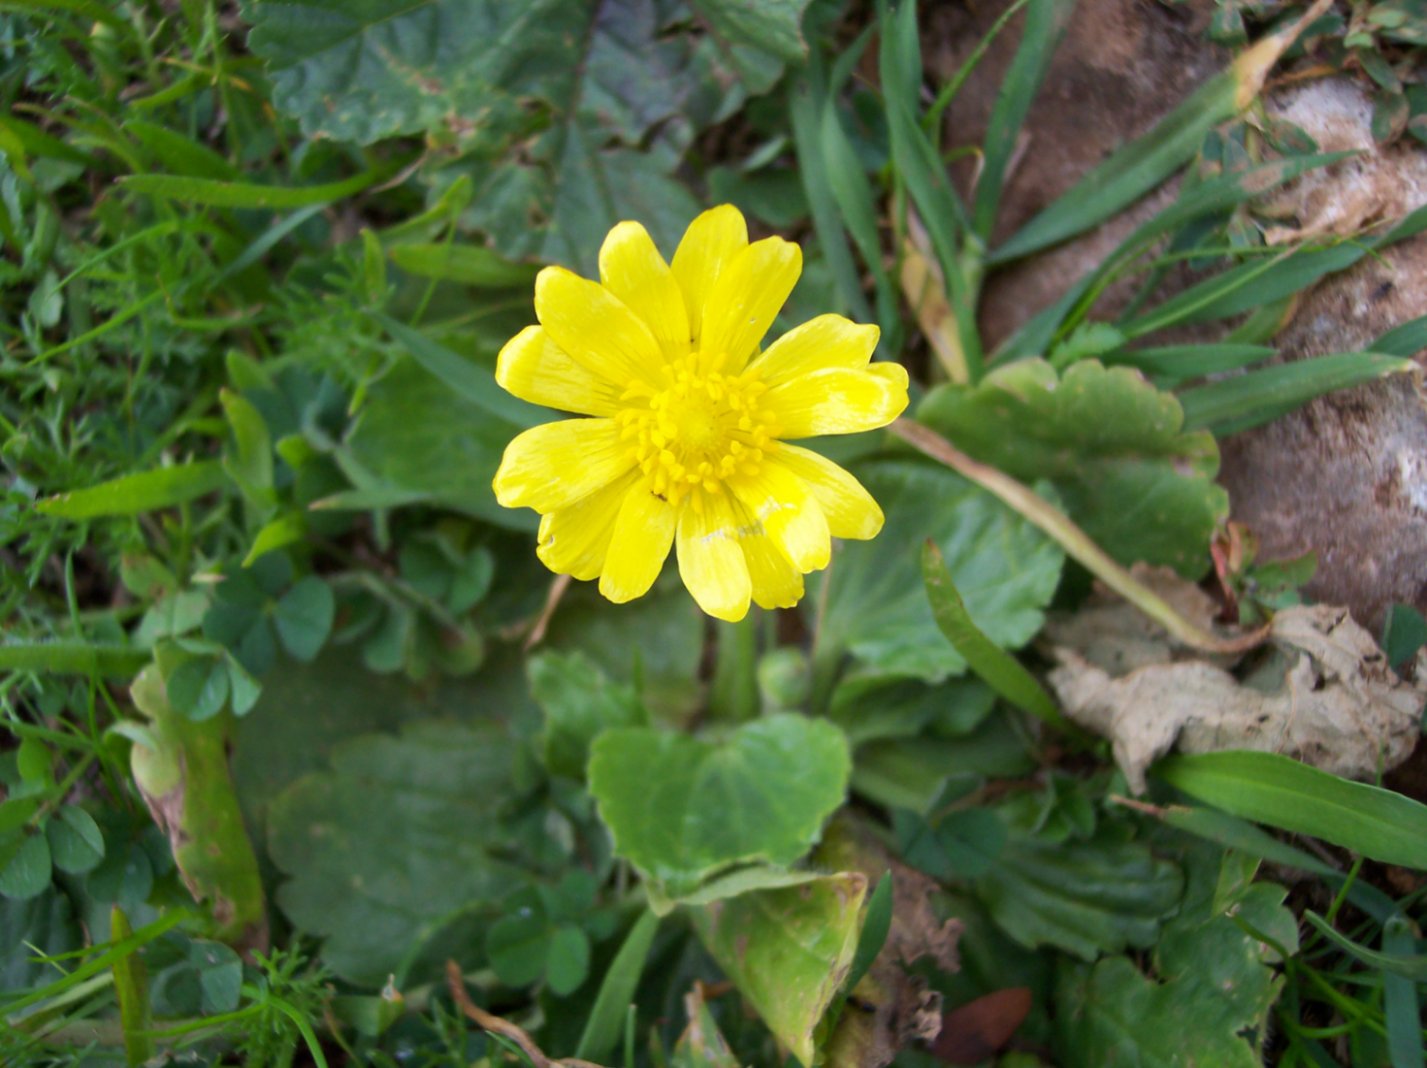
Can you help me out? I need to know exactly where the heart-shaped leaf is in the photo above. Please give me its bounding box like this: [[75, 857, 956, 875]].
[[588, 715, 850, 896]]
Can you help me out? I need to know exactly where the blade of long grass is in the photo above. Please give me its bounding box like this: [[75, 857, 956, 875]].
[[1383, 914, 1426, 1068], [576, 909, 660, 1062], [1105, 343, 1276, 386], [0, 642, 149, 677], [1177, 351, 1412, 435], [1371, 313, 1427, 357], [1155, 750, 1427, 870], [1301, 912, 1427, 982], [971, 0, 1072, 241], [995, 152, 1348, 360], [989, 0, 1332, 263], [387, 243, 538, 288], [789, 74, 874, 323], [37, 460, 226, 519], [120, 165, 394, 209], [110, 908, 153, 1067], [921, 541, 1070, 730]]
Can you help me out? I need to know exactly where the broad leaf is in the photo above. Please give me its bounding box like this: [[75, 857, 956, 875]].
[[1056, 843, 1298, 1066], [976, 832, 1183, 960], [919, 360, 1226, 576], [588, 714, 850, 895], [530, 651, 648, 780], [267, 721, 526, 985], [690, 872, 868, 1068], [816, 458, 1064, 683]]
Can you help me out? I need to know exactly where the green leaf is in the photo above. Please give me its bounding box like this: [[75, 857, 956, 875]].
[[921, 542, 1067, 729], [129, 666, 266, 946], [221, 389, 275, 508], [267, 721, 524, 985], [1177, 351, 1414, 435], [576, 909, 660, 1062], [1382, 603, 1427, 669], [120, 168, 386, 209], [816, 458, 1065, 682], [342, 356, 533, 530], [672, 982, 742, 1068], [0, 887, 83, 990], [388, 242, 542, 288], [1155, 750, 1427, 870], [191, 940, 244, 1014], [690, 872, 868, 1068], [46, 806, 105, 875], [0, 641, 150, 677], [975, 833, 1184, 959], [588, 714, 850, 895], [0, 832, 52, 900], [690, 0, 810, 64], [273, 577, 335, 663], [164, 653, 231, 722], [37, 460, 226, 519], [1302, 911, 1427, 981], [546, 924, 592, 996], [530, 651, 649, 781], [919, 360, 1226, 576], [1056, 843, 1297, 1066], [486, 907, 549, 988]]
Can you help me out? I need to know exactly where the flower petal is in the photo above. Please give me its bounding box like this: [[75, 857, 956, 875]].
[[496, 325, 624, 416], [599, 484, 678, 604], [599, 221, 691, 359], [670, 204, 748, 346], [493, 418, 634, 513], [676, 492, 752, 622], [536, 473, 637, 581], [763, 362, 910, 438], [749, 314, 880, 388], [729, 496, 804, 610], [729, 460, 830, 573], [535, 266, 665, 389], [775, 444, 884, 541], [700, 237, 802, 371]]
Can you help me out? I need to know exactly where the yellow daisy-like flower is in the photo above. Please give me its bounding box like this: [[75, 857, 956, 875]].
[[491, 204, 909, 622]]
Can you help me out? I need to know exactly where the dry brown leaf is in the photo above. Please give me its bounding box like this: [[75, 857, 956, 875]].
[[1047, 597, 1424, 793]]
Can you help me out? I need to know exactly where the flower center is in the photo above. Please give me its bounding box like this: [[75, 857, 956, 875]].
[[616, 351, 780, 507]]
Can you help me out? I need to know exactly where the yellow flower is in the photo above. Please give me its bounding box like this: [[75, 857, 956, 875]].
[[492, 205, 909, 622]]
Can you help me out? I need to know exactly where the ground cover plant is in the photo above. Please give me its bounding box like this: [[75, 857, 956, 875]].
[[4, 0, 1427, 1065]]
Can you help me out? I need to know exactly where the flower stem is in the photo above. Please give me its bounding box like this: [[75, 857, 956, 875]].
[[708, 613, 760, 721], [891, 419, 1268, 655]]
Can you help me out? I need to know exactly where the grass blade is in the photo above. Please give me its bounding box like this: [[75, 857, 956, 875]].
[[120, 167, 390, 209], [989, 0, 1331, 263], [1155, 750, 1427, 870], [37, 460, 226, 518], [1371, 313, 1427, 357], [921, 541, 1070, 730], [1104, 343, 1276, 386], [1302, 911, 1427, 982], [1383, 914, 1426, 1068], [110, 908, 153, 1067], [971, 0, 1072, 241], [1177, 351, 1413, 435], [0, 642, 149, 677], [387, 243, 538, 288], [576, 908, 660, 1062]]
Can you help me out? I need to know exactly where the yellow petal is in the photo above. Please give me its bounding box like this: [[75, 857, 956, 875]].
[[670, 204, 748, 347], [535, 266, 665, 389], [764, 362, 910, 438], [496, 325, 624, 416], [493, 418, 633, 513], [536, 473, 637, 581], [729, 496, 804, 610], [676, 492, 752, 622], [729, 460, 830, 573], [749, 314, 880, 387], [699, 236, 802, 371], [599, 484, 678, 604], [599, 221, 691, 358], [775, 444, 884, 541]]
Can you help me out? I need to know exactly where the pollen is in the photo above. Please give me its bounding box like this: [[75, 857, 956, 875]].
[[616, 350, 780, 508]]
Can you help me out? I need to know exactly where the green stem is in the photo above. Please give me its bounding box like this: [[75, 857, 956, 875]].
[[892, 420, 1268, 655], [708, 614, 760, 721]]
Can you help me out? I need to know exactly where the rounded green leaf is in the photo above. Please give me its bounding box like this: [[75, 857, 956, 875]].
[[487, 908, 550, 989], [546, 924, 591, 996], [817, 458, 1065, 683], [588, 714, 851, 895], [164, 655, 230, 721], [273, 577, 334, 662], [47, 806, 105, 875], [918, 359, 1227, 576], [0, 832, 53, 900]]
